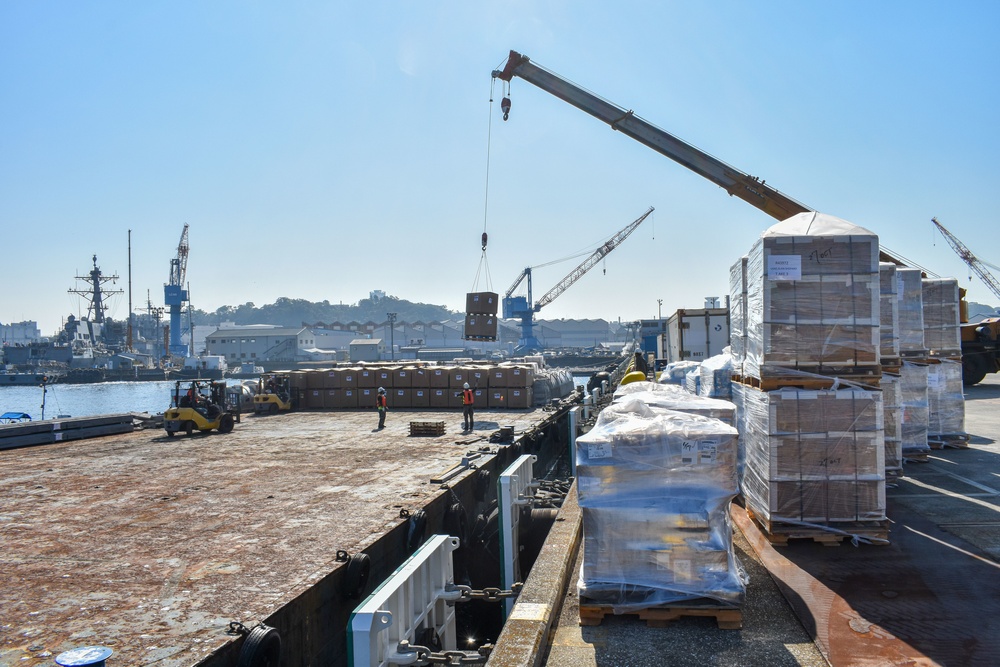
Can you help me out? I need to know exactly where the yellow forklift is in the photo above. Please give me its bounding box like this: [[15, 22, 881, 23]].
[[164, 379, 239, 436], [253, 374, 296, 414]]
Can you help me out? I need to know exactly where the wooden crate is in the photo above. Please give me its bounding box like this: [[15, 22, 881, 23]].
[[408, 421, 445, 437], [579, 600, 742, 630]]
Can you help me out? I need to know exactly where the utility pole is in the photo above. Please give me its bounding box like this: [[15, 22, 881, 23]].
[[387, 312, 397, 361], [657, 299, 663, 320]]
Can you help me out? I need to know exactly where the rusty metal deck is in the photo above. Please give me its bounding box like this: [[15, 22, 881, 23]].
[[0, 408, 552, 666]]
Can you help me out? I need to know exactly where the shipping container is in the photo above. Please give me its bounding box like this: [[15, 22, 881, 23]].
[[662, 308, 731, 363]]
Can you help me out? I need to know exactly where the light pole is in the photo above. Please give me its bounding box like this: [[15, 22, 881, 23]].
[[387, 312, 397, 361], [657, 299, 663, 320]]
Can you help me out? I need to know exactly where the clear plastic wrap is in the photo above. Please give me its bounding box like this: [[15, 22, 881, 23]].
[[739, 385, 886, 525], [927, 359, 966, 437], [611, 389, 736, 426], [921, 278, 962, 356], [615, 380, 687, 399], [879, 262, 900, 359], [578, 492, 746, 609], [575, 400, 743, 610], [698, 351, 733, 399], [900, 361, 930, 456], [896, 268, 926, 355], [744, 213, 880, 378], [658, 360, 701, 385], [729, 255, 748, 373], [881, 373, 903, 477], [684, 369, 700, 395]]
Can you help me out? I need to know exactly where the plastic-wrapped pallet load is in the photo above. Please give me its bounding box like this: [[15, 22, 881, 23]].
[[576, 398, 744, 611], [744, 213, 880, 379], [896, 268, 926, 356], [684, 368, 700, 395], [740, 386, 886, 526], [698, 350, 733, 399], [900, 361, 931, 460], [921, 278, 962, 357], [881, 373, 903, 481], [658, 360, 701, 385], [927, 359, 966, 439], [729, 255, 749, 376], [879, 262, 901, 360]]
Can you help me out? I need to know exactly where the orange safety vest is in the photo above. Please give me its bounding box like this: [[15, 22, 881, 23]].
[[462, 389, 474, 405], [376, 394, 387, 409]]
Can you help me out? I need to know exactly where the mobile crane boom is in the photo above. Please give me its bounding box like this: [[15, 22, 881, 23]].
[[493, 51, 809, 222], [932, 217, 1000, 302]]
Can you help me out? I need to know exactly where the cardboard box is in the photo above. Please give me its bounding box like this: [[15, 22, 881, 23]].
[[430, 388, 450, 408], [306, 370, 326, 390], [468, 368, 489, 389], [288, 371, 309, 390], [450, 367, 469, 388], [375, 368, 394, 388], [357, 368, 377, 388], [411, 388, 430, 408], [304, 388, 323, 409], [464, 314, 497, 340], [489, 388, 507, 408], [393, 368, 412, 387], [326, 388, 358, 409], [340, 368, 357, 388], [506, 365, 533, 388], [410, 367, 429, 388], [429, 367, 451, 388], [466, 291, 499, 315], [489, 366, 508, 387], [358, 387, 376, 407], [392, 388, 411, 408], [507, 387, 533, 409]]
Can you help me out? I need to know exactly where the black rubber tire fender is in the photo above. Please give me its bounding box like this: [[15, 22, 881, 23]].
[[473, 469, 491, 503], [406, 509, 427, 553], [342, 553, 372, 599], [444, 502, 468, 544], [237, 624, 281, 667]]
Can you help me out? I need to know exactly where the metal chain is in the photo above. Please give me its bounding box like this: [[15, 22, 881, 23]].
[[396, 641, 493, 666], [445, 582, 522, 602]]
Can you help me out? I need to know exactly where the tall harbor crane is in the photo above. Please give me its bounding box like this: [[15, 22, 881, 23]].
[[504, 206, 654, 352], [165, 224, 190, 356], [491, 50, 915, 268], [932, 217, 1000, 302]]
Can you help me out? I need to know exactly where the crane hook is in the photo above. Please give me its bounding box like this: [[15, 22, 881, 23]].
[[482, 232, 488, 251], [501, 96, 511, 121]]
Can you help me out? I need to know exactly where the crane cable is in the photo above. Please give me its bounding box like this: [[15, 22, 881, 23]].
[[472, 74, 504, 293]]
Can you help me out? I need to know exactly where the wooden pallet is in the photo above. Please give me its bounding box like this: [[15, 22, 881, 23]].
[[928, 434, 970, 449], [746, 509, 889, 547], [733, 371, 881, 392], [408, 421, 445, 437], [903, 451, 931, 463], [579, 600, 742, 630]]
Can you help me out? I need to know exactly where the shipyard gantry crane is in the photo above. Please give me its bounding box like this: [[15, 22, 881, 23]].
[[504, 206, 654, 352], [165, 224, 190, 356], [491, 50, 913, 267]]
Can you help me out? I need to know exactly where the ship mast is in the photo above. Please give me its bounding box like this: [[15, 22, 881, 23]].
[[67, 255, 123, 323]]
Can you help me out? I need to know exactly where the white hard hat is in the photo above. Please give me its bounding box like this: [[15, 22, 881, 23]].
[[463, 382, 470, 389], [378, 387, 385, 393]]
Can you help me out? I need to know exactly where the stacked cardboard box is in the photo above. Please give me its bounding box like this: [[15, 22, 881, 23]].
[[576, 400, 743, 610], [741, 387, 886, 524], [896, 268, 926, 357], [744, 213, 880, 379], [464, 291, 499, 341], [927, 359, 965, 439], [879, 263, 900, 362], [881, 373, 903, 481], [729, 256, 749, 377], [899, 361, 930, 460], [921, 278, 962, 357]]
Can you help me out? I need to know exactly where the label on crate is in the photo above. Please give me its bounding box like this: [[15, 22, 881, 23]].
[[588, 442, 612, 460], [927, 370, 943, 390], [768, 254, 802, 280], [681, 440, 697, 464], [699, 440, 719, 464]]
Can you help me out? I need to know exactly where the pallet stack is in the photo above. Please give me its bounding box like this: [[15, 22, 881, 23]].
[[894, 268, 932, 462], [575, 396, 744, 623], [731, 212, 888, 544], [921, 278, 968, 449], [878, 262, 903, 480], [464, 291, 499, 341]]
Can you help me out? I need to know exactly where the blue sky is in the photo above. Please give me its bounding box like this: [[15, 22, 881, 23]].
[[2, 1, 998, 336]]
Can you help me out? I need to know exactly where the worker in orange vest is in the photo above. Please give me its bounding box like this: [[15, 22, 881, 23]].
[[462, 382, 475, 431], [376, 387, 387, 430]]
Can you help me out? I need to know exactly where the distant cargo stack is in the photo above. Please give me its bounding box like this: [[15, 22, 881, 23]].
[[464, 292, 499, 341]]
